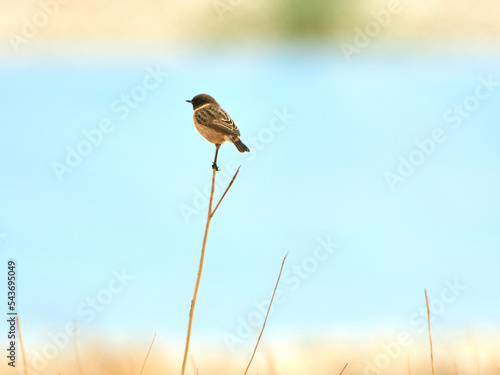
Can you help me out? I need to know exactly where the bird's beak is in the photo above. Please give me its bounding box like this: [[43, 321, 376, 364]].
[[186, 100, 191, 103]]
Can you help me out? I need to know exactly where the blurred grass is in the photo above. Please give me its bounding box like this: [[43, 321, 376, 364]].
[[17, 335, 500, 375], [274, 0, 354, 36]]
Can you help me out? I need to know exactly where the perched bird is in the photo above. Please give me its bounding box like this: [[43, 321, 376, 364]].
[[187, 94, 250, 170]]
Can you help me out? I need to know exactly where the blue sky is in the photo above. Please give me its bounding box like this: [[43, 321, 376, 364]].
[[1, 45, 499, 359]]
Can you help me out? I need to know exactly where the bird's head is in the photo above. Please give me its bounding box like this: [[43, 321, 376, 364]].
[[186, 94, 219, 110]]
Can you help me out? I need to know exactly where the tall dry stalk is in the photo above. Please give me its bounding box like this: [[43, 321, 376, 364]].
[[72, 320, 83, 375], [338, 363, 348, 375], [16, 316, 28, 375], [180, 158, 240, 375], [425, 289, 436, 375], [139, 333, 156, 375], [244, 254, 287, 375]]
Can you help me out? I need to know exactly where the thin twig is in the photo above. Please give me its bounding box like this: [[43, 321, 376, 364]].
[[139, 333, 156, 375], [260, 340, 277, 375], [425, 289, 435, 375], [189, 356, 198, 375], [244, 254, 288, 375], [181, 167, 216, 375], [211, 167, 240, 216], [72, 320, 83, 375], [16, 316, 29, 375], [181, 151, 241, 375], [338, 362, 348, 375], [490, 357, 500, 372]]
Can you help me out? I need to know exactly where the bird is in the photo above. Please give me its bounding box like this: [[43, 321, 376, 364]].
[[186, 94, 250, 170]]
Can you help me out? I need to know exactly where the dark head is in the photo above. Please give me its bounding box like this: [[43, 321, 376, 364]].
[[186, 94, 219, 110]]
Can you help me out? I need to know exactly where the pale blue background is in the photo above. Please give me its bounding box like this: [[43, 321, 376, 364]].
[[1, 45, 499, 352]]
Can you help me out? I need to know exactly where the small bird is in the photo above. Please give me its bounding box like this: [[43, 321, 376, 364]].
[[187, 94, 250, 170]]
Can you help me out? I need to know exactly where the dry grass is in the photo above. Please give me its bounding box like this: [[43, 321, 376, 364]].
[[11, 334, 500, 375], [16, 316, 28, 375], [11, 286, 499, 375], [244, 255, 288, 375], [425, 289, 436, 375]]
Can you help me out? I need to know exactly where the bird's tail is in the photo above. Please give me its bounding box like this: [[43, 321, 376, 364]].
[[233, 139, 250, 153]]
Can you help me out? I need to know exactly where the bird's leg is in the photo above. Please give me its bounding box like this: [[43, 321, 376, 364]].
[[212, 144, 221, 171]]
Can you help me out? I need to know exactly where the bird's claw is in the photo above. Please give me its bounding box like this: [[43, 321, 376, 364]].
[[212, 162, 220, 171]]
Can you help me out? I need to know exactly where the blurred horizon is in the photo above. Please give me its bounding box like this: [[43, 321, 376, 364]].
[[2, 0, 500, 57]]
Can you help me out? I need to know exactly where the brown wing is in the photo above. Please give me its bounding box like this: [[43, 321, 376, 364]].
[[195, 105, 240, 136]]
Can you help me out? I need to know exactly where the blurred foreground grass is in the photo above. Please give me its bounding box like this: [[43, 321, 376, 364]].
[[15, 335, 500, 375]]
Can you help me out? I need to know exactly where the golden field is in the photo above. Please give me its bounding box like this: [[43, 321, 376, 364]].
[[7, 333, 500, 375]]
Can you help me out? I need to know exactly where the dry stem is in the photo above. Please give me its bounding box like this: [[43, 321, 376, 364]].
[[180, 159, 241, 375], [338, 363, 348, 375], [139, 333, 156, 375], [244, 254, 288, 375], [425, 289, 436, 375], [16, 316, 28, 375], [72, 320, 83, 375]]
